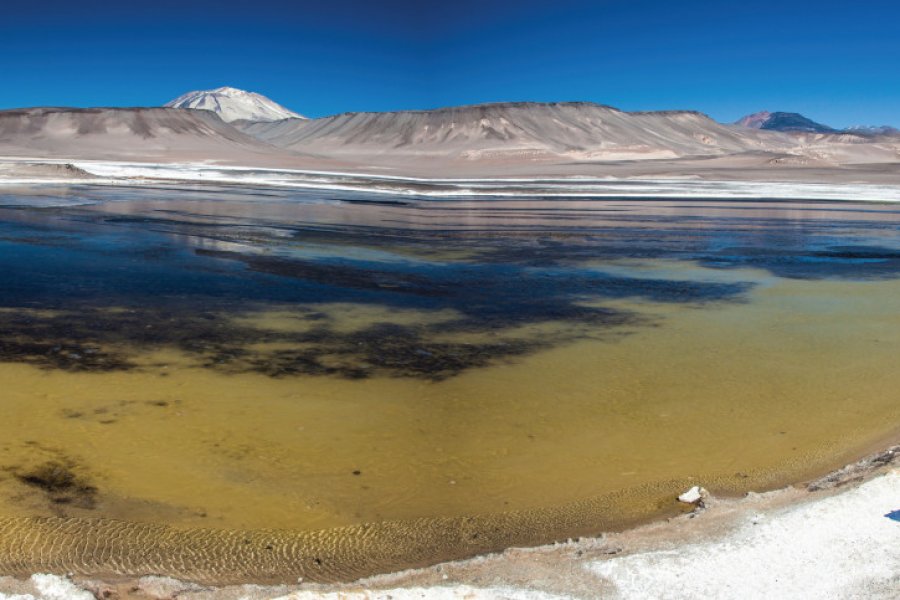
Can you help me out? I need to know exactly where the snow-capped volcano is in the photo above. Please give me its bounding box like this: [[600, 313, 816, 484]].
[[165, 86, 304, 123]]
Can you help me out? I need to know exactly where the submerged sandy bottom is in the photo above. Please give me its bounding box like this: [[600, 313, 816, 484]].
[[0, 187, 899, 583], [2, 277, 900, 532]]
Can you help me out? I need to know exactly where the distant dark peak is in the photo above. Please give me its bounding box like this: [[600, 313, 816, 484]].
[[761, 112, 836, 133], [735, 110, 835, 133]]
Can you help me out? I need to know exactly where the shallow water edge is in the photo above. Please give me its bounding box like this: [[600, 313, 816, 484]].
[[0, 443, 897, 592]]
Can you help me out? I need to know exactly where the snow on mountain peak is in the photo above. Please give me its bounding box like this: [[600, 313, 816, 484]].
[[165, 87, 305, 123]]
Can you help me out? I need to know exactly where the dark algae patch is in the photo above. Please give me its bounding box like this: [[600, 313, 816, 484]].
[[0, 317, 131, 372], [8, 460, 97, 510], [241, 323, 544, 381], [15, 462, 97, 508]]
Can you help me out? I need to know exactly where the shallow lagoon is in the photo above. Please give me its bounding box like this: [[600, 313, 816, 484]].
[[0, 184, 899, 580]]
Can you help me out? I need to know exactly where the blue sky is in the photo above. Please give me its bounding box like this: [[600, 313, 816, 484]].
[[0, 0, 897, 126]]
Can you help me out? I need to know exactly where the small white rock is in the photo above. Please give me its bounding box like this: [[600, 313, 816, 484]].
[[678, 486, 708, 504]]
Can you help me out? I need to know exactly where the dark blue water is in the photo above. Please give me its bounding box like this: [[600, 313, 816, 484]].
[[1, 189, 899, 378]]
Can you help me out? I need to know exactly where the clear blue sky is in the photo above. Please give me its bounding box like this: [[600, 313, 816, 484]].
[[0, 0, 897, 127]]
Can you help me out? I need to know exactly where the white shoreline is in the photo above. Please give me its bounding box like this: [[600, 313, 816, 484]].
[[2, 157, 900, 201]]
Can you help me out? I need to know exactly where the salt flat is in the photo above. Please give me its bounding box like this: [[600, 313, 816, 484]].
[[2, 158, 900, 202]]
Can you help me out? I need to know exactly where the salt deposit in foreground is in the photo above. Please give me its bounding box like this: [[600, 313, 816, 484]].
[[0, 455, 896, 600], [590, 469, 900, 599]]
